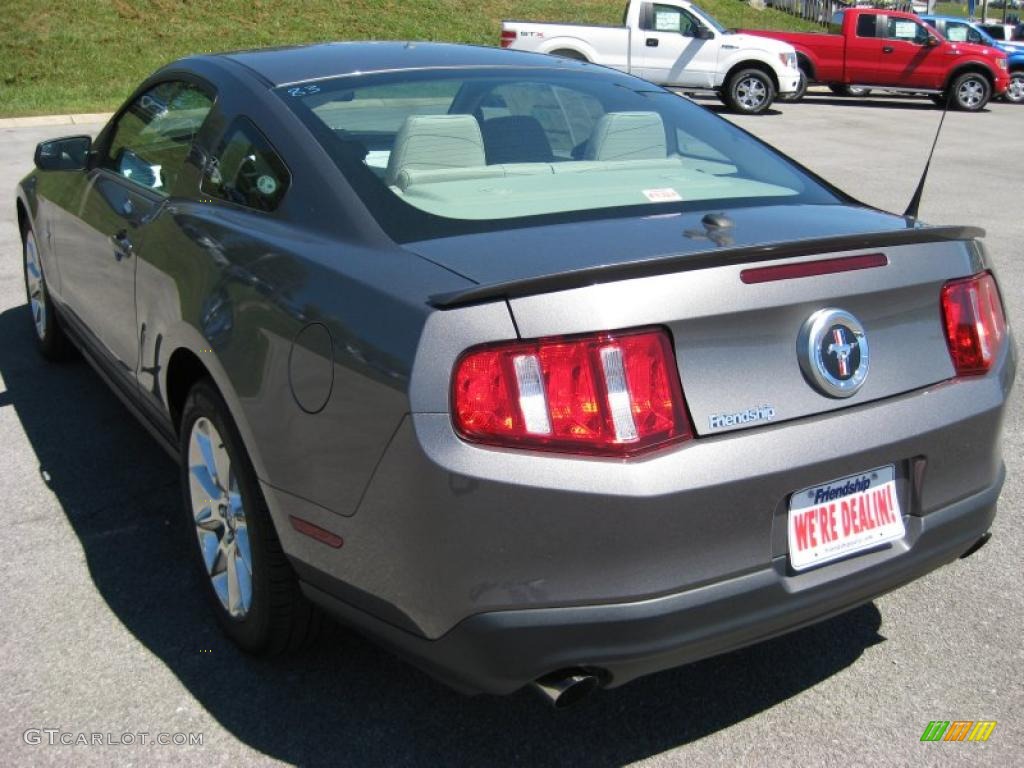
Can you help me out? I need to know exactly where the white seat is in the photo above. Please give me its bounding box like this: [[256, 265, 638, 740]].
[[585, 111, 667, 161], [385, 114, 486, 186]]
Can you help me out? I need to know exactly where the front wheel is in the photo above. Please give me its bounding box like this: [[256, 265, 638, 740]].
[[179, 379, 321, 654], [723, 69, 775, 115], [1004, 71, 1024, 104], [951, 72, 991, 111], [22, 227, 69, 360], [776, 67, 809, 103]]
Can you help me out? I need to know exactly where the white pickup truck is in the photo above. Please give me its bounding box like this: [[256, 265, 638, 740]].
[[500, 0, 801, 114]]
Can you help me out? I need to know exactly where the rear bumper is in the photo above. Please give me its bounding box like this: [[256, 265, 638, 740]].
[[302, 469, 1000, 695]]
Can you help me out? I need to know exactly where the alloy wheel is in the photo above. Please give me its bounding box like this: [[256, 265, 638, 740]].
[[957, 78, 986, 109], [24, 231, 47, 340], [736, 76, 768, 111], [1006, 73, 1024, 104], [188, 416, 253, 619]]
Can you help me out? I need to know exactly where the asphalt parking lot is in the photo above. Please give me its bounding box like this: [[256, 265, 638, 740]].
[[1, 92, 1022, 767]]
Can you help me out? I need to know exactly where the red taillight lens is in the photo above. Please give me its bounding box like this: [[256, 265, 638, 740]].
[[452, 327, 692, 456], [941, 272, 1007, 376], [500, 30, 517, 48]]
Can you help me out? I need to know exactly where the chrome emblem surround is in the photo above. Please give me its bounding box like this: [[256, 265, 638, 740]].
[[799, 308, 869, 398]]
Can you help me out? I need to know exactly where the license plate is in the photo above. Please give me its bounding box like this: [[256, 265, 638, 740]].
[[788, 465, 905, 572]]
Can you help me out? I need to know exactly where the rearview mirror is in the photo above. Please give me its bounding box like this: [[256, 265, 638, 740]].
[[34, 135, 92, 171]]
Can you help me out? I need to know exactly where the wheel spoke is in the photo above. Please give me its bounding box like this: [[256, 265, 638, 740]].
[[194, 504, 223, 531], [213, 442, 233, 502], [234, 524, 253, 577], [197, 529, 220, 573], [194, 427, 222, 492], [189, 463, 220, 502], [211, 571, 230, 608]]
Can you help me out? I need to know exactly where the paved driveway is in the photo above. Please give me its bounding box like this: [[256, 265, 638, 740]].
[[1, 94, 1021, 766]]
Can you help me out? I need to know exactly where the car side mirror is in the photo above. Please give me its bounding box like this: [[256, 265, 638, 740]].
[[695, 26, 714, 40], [926, 35, 940, 47], [34, 135, 92, 171]]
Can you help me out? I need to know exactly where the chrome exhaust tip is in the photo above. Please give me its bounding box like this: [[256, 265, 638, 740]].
[[530, 669, 602, 709]]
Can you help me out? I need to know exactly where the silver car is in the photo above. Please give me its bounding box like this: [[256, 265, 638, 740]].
[[15, 42, 1014, 708]]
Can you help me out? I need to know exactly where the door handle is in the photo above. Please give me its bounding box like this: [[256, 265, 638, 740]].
[[646, 37, 659, 47], [882, 46, 894, 53], [111, 230, 134, 260]]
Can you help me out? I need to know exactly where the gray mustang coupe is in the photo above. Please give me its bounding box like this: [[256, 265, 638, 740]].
[[15, 41, 1014, 707]]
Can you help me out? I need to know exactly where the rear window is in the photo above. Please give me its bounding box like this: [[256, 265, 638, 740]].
[[856, 14, 877, 38], [278, 68, 844, 242]]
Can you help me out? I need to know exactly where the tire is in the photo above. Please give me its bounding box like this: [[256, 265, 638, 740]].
[[1005, 70, 1024, 104], [776, 67, 809, 103], [950, 72, 991, 111], [723, 68, 775, 115], [829, 85, 871, 97], [550, 49, 588, 62], [179, 379, 321, 654], [22, 227, 69, 361]]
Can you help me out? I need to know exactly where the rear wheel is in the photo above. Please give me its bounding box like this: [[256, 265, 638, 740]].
[[1005, 70, 1024, 104], [180, 379, 321, 654], [951, 72, 991, 111], [549, 49, 588, 62], [22, 227, 69, 361], [776, 66, 809, 102], [723, 68, 775, 114]]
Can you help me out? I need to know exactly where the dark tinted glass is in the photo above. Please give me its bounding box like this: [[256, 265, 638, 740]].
[[202, 118, 290, 212]]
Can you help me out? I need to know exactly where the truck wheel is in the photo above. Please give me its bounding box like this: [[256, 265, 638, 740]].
[[550, 49, 588, 62], [180, 379, 322, 654], [724, 69, 775, 114], [951, 72, 991, 111], [776, 67, 808, 102], [1005, 71, 1024, 104]]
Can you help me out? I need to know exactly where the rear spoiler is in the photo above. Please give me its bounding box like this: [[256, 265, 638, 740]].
[[429, 225, 984, 309]]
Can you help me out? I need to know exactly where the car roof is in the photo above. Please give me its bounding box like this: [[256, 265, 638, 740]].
[[214, 41, 577, 88]]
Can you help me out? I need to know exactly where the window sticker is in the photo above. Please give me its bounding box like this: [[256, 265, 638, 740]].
[[946, 26, 968, 42], [893, 21, 918, 40], [643, 187, 683, 203], [655, 11, 682, 32]]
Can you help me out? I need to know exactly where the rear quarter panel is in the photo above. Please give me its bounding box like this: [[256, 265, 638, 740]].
[[508, 22, 631, 71]]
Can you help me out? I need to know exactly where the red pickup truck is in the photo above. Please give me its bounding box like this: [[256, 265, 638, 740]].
[[744, 8, 1009, 111]]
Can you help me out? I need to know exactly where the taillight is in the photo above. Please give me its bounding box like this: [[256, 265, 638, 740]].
[[941, 272, 1007, 376], [452, 327, 692, 457], [500, 30, 517, 48]]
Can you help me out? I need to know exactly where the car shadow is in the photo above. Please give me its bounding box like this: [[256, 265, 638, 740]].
[[0, 302, 887, 767]]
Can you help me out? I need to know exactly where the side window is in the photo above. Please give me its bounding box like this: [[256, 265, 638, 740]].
[[944, 22, 970, 43], [886, 18, 930, 44], [856, 14, 878, 38], [202, 118, 290, 212], [104, 81, 214, 194], [649, 5, 703, 36]]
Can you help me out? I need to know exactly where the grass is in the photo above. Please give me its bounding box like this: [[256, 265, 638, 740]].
[[0, 0, 822, 117], [933, 1, 1019, 20]]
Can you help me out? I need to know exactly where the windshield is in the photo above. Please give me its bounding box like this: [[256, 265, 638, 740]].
[[688, 3, 728, 34], [278, 67, 844, 242]]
